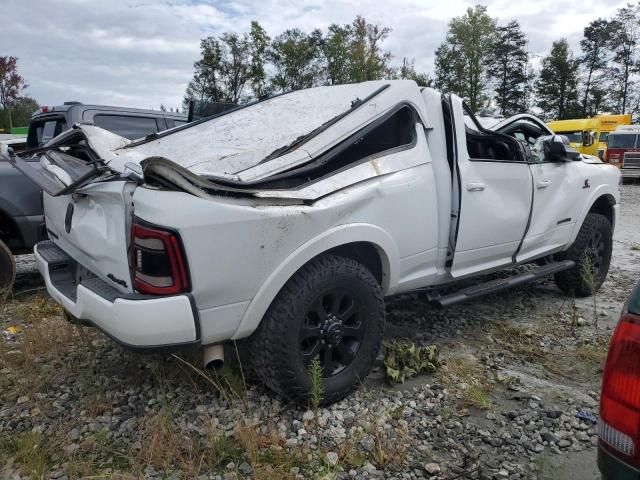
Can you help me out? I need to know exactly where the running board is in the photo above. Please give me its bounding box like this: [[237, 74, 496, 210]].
[[430, 260, 575, 308]]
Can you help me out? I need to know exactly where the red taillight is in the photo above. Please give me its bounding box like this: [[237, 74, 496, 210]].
[[600, 312, 640, 466], [131, 222, 189, 295]]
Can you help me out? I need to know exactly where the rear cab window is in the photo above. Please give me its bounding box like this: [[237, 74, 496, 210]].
[[27, 116, 67, 148], [93, 114, 161, 140]]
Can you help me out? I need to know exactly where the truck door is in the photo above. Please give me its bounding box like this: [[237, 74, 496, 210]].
[[516, 161, 576, 262], [447, 95, 533, 278]]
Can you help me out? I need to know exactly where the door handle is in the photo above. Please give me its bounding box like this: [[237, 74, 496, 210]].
[[467, 183, 485, 192], [537, 179, 551, 189]]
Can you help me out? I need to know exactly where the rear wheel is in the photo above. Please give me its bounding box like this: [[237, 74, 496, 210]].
[[554, 213, 612, 297], [0, 240, 16, 293], [249, 254, 385, 405]]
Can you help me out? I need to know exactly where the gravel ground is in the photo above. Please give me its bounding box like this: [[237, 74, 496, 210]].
[[1, 184, 639, 480]]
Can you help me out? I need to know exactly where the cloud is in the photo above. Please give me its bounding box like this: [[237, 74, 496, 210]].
[[0, 0, 629, 110]]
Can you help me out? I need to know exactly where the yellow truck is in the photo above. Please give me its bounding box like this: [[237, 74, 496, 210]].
[[547, 114, 632, 159]]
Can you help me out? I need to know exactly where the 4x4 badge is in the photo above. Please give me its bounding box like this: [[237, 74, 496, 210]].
[[583, 179, 591, 189]]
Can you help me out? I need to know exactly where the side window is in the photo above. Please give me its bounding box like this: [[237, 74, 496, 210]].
[[93, 115, 160, 140], [466, 128, 521, 162], [336, 106, 415, 161], [260, 105, 417, 187]]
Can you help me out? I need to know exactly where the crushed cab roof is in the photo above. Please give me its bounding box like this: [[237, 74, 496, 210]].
[[105, 80, 428, 182]]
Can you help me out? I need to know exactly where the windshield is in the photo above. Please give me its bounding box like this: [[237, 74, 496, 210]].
[[556, 131, 583, 143], [609, 134, 638, 149], [598, 132, 609, 143]]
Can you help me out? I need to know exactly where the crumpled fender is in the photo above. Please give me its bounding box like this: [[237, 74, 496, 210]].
[[231, 222, 400, 340]]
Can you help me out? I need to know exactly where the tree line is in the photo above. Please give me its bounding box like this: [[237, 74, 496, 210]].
[[183, 16, 428, 108], [186, 4, 640, 121], [434, 3, 640, 119]]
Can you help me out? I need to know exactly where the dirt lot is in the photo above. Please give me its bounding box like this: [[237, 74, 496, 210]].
[[1, 184, 638, 480]]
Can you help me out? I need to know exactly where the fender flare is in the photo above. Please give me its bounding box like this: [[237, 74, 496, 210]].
[[231, 223, 400, 340], [567, 184, 618, 246]]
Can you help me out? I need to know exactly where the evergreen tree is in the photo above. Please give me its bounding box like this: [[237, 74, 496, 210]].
[[580, 18, 612, 115], [488, 20, 529, 116], [607, 3, 640, 114], [434, 5, 497, 111], [535, 39, 581, 120], [349, 16, 393, 82]]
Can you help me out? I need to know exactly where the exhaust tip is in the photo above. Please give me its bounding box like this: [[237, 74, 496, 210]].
[[203, 344, 224, 369]]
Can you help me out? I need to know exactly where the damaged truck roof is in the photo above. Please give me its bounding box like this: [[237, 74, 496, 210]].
[[103, 80, 431, 198], [9, 81, 434, 202]]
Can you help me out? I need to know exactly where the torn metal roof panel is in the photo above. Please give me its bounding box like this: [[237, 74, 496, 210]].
[[105, 80, 429, 180]]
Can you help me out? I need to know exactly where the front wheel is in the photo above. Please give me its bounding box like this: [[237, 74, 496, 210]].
[[249, 254, 385, 405], [0, 240, 16, 293], [554, 213, 612, 297]]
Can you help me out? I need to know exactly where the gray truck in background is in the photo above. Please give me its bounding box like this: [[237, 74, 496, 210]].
[[0, 102, 187, 290]]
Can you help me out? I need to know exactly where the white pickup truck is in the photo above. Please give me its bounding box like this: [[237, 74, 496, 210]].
[[6, 80, 620, 404]]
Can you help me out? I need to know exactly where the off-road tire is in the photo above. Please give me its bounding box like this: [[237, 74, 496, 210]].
[[248, 254, 385, 405], [0, 240, 16, 293], [554, 213, 612, 297]]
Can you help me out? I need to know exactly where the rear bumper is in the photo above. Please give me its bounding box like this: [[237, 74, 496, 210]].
[[34, 240, 200, 349], [598, 443, 640, 480]]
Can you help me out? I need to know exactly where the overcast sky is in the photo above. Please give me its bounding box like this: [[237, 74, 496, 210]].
[[1, 0, 628, 110]]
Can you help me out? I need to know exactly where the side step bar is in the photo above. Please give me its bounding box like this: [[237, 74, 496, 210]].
[[429, 260, 575, 308]]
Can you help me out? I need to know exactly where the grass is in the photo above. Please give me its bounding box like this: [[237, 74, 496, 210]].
[[631, 243, 640, 251], [0, 295, 426, 478], [309, 356, 324, 410], [438, 356, 493, 410], [0, 432, 53, 480], [487, 322, 547, 363]]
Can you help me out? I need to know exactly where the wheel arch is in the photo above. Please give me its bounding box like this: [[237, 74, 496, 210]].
[[231, 223, 400, 340], [567, 188, 618, 247]]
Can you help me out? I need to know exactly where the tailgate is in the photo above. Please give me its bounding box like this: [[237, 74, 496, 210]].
[[44, 180, 136, 293]]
